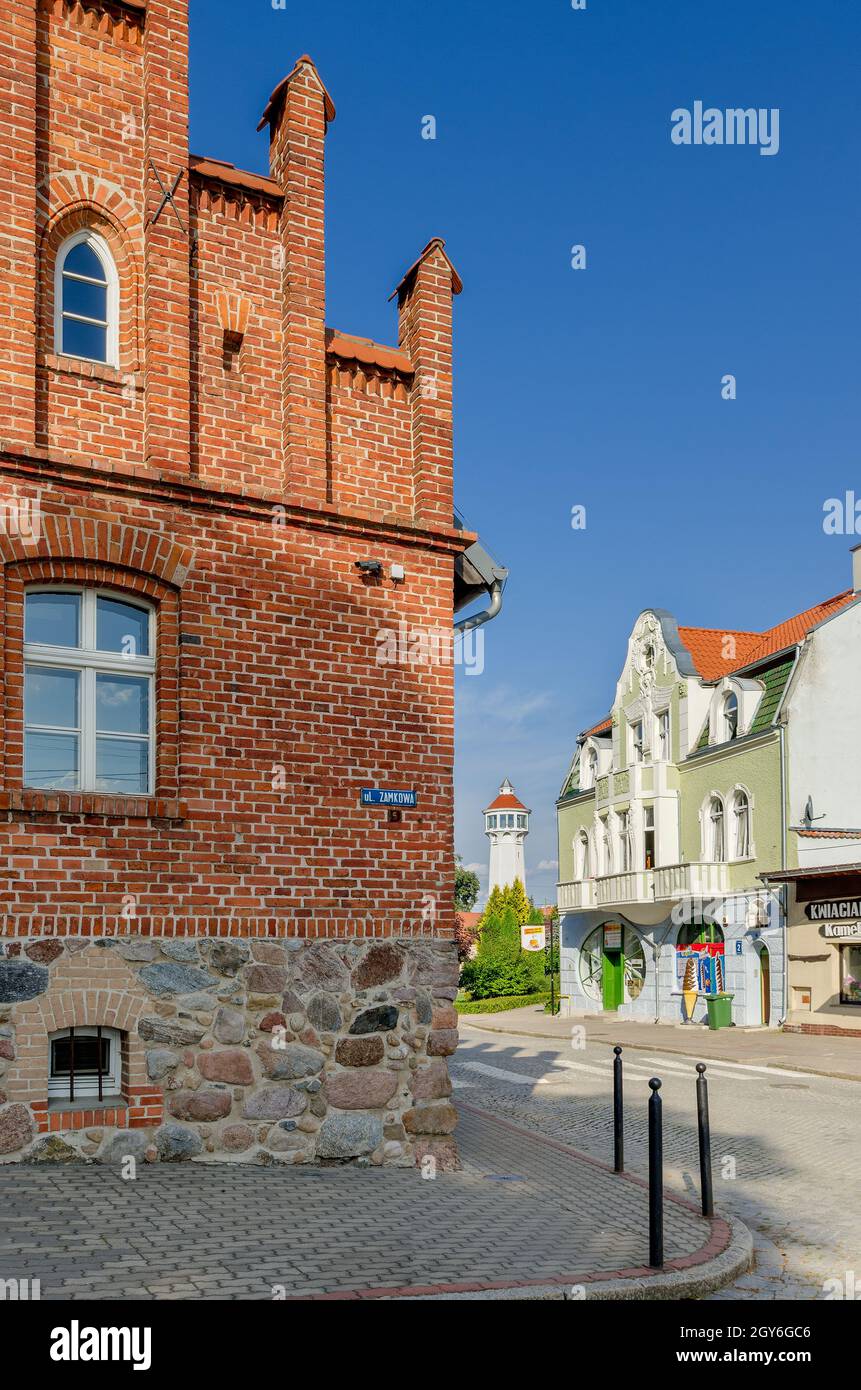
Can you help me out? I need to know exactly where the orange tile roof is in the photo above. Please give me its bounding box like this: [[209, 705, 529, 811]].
[[325, 329, 413, 376], [796, 828, 861, 839], [679, 589, 857, 680], [579, 587, 859, 737], [486, 792, 527, 811], [189, 156, 283, 200], [581, 715, 612, 739], [676, 627, 762, 681]]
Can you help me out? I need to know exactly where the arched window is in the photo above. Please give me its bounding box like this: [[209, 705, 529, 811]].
[[586, 747, 598, 787], [24, 589, 154, 794], [733, 789, 751, 858], [577, 829, 591, 879], [54, 231, 119, 366], [722, 691, 739, 741], [708, 796, 725, 861]]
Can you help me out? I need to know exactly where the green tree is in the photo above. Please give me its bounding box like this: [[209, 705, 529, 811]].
[[454, 855, 480, 913]]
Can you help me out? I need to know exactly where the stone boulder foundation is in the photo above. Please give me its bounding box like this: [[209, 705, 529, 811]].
[[0, 936, 460, 1167]]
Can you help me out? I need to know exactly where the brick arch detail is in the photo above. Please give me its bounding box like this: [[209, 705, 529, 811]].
[[37, 172, 144, 372], [10, 945, 161, 1131], [0, 516, 193, 588]]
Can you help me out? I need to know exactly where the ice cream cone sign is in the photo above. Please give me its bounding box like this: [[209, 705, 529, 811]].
[[682, 955, 698, 1022]]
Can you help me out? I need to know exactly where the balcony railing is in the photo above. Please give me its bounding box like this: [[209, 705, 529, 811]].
[[558, 861, 731, 912], [557, 879, 597, 912], [653, 862, 728, 900], [596, 869, 654, 906]]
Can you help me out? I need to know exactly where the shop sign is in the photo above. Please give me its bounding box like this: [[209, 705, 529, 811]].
[[805, 898, 861, 921], [603, 924, 623, 951], [821, 923, 861, 942], [520, 924, 546, 952]]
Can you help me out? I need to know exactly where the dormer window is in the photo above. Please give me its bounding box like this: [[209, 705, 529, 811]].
[[586, 747, 598, 788], [643, 643, 655, 668], [722, 691, 739, 741], [54, 231, 119, 367]]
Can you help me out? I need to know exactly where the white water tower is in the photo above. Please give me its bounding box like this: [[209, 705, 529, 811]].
[[484, 778, 530, 893]]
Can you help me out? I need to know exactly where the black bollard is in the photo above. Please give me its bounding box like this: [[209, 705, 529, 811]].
[[648, 1077, 663, 1268], [613, 1046, 624, 1172], [696, 1062, 714, 1218]]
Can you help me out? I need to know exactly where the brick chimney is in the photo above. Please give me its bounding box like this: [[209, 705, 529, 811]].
[[142, 0, 191, 474], [258, 56, 335, 507], [0, 0, 37, 450], [393, 239, 463, 529]]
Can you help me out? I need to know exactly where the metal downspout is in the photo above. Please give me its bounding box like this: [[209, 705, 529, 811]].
[[454, 578, 504, 634]]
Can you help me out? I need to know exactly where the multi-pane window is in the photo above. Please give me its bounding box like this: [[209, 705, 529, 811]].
[[723, 691, 739, 741], [657, 709, 670, 760], [516, 814, 527, 828], [643, 804, 655, 870], [618, 809, 633, 871], [24, 590, 154, 795], [631, 720, 644, 764], [733, 790, 751, 857], [55, 232, 119, 366], [709, 797, 726, 861]]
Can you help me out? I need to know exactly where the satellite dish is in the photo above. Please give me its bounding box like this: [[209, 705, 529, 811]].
[[803, 796, 826, 825]]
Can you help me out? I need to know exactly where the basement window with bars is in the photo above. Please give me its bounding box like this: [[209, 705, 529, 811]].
[[48, 1026, 122, 1103]]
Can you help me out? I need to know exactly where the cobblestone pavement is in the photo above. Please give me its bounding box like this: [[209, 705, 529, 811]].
[[454, 1023, 861, 1300], [0, 1106, 718, 1300]]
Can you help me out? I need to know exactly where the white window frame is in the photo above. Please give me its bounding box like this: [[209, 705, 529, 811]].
[[732, 788, 752, 859], [24, 587, 155, 795], [722, 690, 739, 742], [54, 229, 119, 368], [48, 1025, 122, 1100], [630, 720, 644, 765], [657, 708, 670, 761], [618, 809, 633, 872], [709, 796, 726, 862]]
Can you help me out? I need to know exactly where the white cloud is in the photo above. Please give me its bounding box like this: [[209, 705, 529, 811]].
[[534, 859, 558, 872]]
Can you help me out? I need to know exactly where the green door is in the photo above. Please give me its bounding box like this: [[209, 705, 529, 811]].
[[602, 949, 624, 1011]]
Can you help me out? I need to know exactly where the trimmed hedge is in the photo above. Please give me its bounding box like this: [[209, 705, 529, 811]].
[[456, 993, 550, 1015]]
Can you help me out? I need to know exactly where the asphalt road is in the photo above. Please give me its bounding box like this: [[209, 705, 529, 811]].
[[454, 1020, 861, 1300]]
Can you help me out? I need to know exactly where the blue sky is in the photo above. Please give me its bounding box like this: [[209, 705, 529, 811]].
[[190, 0, 861, 908]]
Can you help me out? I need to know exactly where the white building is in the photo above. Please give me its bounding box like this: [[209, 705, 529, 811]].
[[485, 778, 530, 893]]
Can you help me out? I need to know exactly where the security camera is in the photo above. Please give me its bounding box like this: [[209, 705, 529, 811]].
[[355, 559, 383, 575]]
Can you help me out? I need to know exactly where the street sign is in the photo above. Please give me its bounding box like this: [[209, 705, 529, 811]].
[[521, 924, 545, 952], [360, 788, 417, 808]]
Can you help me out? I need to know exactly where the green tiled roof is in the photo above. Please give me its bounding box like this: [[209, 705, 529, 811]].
[[748, 657, 794, 732], [691, 655, 795, 753]]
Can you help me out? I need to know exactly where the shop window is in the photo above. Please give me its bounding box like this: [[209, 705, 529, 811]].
[[676, 920, 725, 994], [840, 947, 861, 1005]]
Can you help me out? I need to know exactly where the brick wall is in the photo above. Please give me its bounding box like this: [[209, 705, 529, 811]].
[[0, 0, 470, 1165]]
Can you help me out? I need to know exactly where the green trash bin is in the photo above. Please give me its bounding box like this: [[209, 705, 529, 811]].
[[706, 992, 734, 1030]]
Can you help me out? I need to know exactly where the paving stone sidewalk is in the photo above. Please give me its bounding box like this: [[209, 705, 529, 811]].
[[0, 1106, 739, 1300], [462, 1007, 861, 1080]]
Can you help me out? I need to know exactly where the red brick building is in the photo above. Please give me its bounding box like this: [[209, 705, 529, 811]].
[[0, 0, 501, 1165]]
